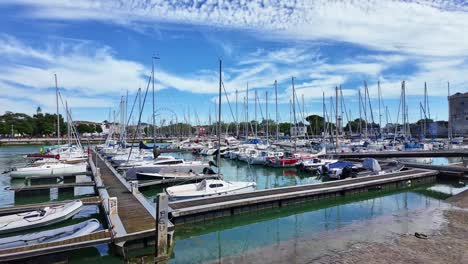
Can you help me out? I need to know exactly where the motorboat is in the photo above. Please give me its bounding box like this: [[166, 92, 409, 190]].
[[124, 158, 211, 180], [0, 219, 100, 250], [166, 179, 256, 201], [296, 158, 339, 173], [0, 200, 83, 234], [9, 162, 87, 178], [326, 159, 404, 180]]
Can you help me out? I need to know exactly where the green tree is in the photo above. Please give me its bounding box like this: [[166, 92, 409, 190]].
[[95, 124, 103, 133]]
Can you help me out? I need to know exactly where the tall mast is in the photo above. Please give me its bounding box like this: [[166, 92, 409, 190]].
[[292, 77, 297, 151], [448, 82, 452, 146], [217, 60, 222, 175], [364, 81, 369, 138], [66, 101, 70, 146], [246, 83, 249, 138], [275, 80, 279, 141], [266, 91, 269, 144], [302, 94, 306, 138], [358, 90, 362, 136], [335, 86, 339, 151], [378, 80, 382, 135], [235, 89, 239, 138], [152, 55, 159, 144], [255, 89, 258, 138], [54, 74, 60, 146], [322, 91, 326, 141], [138, 88, 142, 140]]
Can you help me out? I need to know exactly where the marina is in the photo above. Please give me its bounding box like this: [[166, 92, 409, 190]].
[[0, 143, 467, 262], [1, 2, 468, 262]]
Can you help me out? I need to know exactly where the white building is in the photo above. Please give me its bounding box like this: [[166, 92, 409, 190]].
[[290, 125, 307, 137]]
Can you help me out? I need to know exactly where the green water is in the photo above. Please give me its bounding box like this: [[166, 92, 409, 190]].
[[0, 145, 466, 263], [140, 152, 324, 203]]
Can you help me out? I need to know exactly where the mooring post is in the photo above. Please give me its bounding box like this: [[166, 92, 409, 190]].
[[155, 193, 168, 263]]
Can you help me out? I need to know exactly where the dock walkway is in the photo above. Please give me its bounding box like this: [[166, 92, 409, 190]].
[[169, 169, 438, 224], [92, 151, 155, 235]]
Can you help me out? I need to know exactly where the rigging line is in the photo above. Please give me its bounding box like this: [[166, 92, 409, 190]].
[[127, 74, 152, 162], [57, 92, 83, 148], [365, 84, 376, 135], [221, 81, 237, 123]]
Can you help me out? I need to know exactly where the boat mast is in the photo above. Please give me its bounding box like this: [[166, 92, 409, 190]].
[[217, 59, 222, 176], [255, 90, 258, 138], [335, 86, 339, 151], [235, 89, 239, 138], [54, 74, 60, 146], [448, 82, 452, 147], [378, 80, 382, 135], [266, 90, 269, 145], [246, 83, 249, 138], [275, 80, 279, 141], [152, 55, 159, 145], [358, 89, 362, 136], [292, 77, 297, 151], [322, 91, 326, 142], [66, 101, 70, 147]]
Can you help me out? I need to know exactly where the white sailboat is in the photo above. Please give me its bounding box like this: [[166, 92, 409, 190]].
[[0, 200, 83, 234], [166, 179, 256, 201], [166, 60, 256, 200], [9, 162, 87, 178]]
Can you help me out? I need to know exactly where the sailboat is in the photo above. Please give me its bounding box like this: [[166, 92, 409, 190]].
[[0, 200, 83, 234], [166, 60, 256, 201]]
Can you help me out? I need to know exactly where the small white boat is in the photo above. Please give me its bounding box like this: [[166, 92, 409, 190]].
[[0, 200, 83, 234], [10, 162, 87, 178], [0, 218, 100, 250], [166, 179, 256, 201]]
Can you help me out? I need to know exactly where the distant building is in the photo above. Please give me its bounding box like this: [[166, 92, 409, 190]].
[[290, 125, 307, 137], [449, 92, 468, 136]]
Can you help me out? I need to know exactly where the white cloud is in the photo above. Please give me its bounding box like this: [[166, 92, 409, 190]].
[[5, 0, 468, 57]]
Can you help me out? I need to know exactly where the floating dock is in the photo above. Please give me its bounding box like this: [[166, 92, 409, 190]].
[[0, 230, 112, 262], [326, 150, 468, 158], [169, 169, 438, 225], [8, 182, 95, 192], [0, 196, 100, 215]]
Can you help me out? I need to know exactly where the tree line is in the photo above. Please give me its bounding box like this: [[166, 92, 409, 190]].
[[0, 111, 102, 137]]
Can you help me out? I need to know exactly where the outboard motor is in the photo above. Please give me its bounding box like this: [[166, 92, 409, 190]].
[[341, 166, 355, 179], [153, 147, 160, 159]]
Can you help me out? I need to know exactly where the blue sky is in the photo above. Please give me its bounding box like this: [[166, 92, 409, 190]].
[[0, 1, 467, 126]]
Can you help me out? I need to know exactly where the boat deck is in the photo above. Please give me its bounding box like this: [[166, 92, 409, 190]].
[[0, 229, 112, 262], [137, 174, 219, 188], [92, 151, 155, 235]]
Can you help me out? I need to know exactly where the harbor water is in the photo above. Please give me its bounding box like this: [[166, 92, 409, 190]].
[[0, 145, 466, 263]]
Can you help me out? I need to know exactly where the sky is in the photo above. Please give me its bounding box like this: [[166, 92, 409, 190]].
[[0, 0, 467, 127]]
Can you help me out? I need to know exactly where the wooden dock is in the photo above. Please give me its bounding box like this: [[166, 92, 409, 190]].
[[169, 168, 439, 225], [7, 182, 95, 192], [401, 162, 468, 178], [0, 196, 101, 216], [92, 151, 155, 235], [0, 230, 112, 262], [326, 150, 468, 158]]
